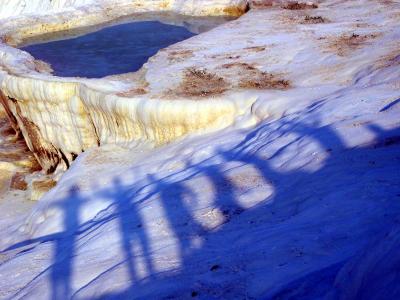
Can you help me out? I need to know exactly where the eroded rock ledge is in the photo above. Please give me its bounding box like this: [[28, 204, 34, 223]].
[[0, 0, 251, 173], [0, 0, 399, 174]]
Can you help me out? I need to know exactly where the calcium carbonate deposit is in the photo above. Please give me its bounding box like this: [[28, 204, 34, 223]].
[[0, 0, 399, 299]]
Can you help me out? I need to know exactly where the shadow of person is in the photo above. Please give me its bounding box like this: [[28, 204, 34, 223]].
[[198, 163, 245, 224], [63, 120, 400, 300], [147, 174, 208, 263], [50, 185, 83, 300], [100, 177, 154, 285]]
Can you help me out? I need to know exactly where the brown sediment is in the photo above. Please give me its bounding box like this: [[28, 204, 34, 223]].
[[158, 2, 170, 9], [221, 62, 291, 90], [0, 90, 21, 136], [223, 5, 250, 17], [222, 62, 257, 70], [10, 172, 28, 191], [371, 47, 400, 72], [167, 49, 194, 62], [12, 101, 61, 173], [117, 87, 148, 97], [0, 34, 17, 46], [250, 0, 274, 9], [329, 33, 380, 56], [0, 112, 40, 172], [175, 68, 229, 97], [244, 46, 267, 52], [282, 1, 318, 10], [239, 72, 290, 89], [209, 52, 241, 60], [378, 0, 395, 5], [172, 62, 291, 97], [33, 59, 54, 74], [32, 178, 57, 191], [117, 78, 149, 97], [301, 15, 326, 24], [0, 107, 42, 194]]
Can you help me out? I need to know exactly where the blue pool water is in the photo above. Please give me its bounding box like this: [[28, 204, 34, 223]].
[[21, 21, 196, 78]]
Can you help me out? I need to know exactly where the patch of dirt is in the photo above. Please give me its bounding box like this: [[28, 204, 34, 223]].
[[0, 34, 17, 46], [239, 73, 290, 89], [250, 0, 274, 8], [210, 53, 241, 60], [301, 15, 326, 24], [244, 46, 267, 52], [378, 0, 395, 5], [33, 60, 53, 74], [376, 49, 400, 68], [175, 68, 229, 97], [221, 62, 291, 90], [170, 61, 291, 97], [329, 33, 380, 56], [117, 87, 148, 97], [0, 110, 40, 171], [32, 178, 57, 191], [167, 49, 194, 62], [116, 77, 149, 97], [282, 1, 318, 10], [223, 5, 250, 16], [10, 172, 28, 191], [222, 62, 257, 71], [13, 101, 61, 173]]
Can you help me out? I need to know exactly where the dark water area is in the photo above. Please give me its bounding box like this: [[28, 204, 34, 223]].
[[21, 21, 196, 78]]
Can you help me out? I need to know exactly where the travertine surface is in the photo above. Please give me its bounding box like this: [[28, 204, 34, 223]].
[[0, 1, 399, 299]]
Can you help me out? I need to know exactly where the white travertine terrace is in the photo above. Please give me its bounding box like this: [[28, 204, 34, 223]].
[[0, 1, 399, 299], [0, 0, 399, 174], [0, 0, 248, 19], [0, 0, 250, 172]]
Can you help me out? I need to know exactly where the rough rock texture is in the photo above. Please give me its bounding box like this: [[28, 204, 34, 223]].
[[0, 1, 250, 172], [1, 0, 399, 173], [0, 0, 399, 299], [0, 0, 248, 19]]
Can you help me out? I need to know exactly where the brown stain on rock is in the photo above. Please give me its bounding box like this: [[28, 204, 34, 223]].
[[117, 87, 148, 97], [223, 5, 249, 17], [250, 0, 274, 9], [239, 73, 290, 89], [330, 33, 380, 56], [172, 62, 291, 97], [0, 90, 21, 136], [168, 49, 194, 62], [245, 46, 267, 52], [221, 62, 291, 90], [33, 59, 54, 74], [222, 62, 257, 70], [10, 172, 28, 191], [0, 112, 40, 171], [32, 178, 57, 191], [282, 1, 318, 10], [301, 15, 326, 24], [175, 68, 229, 97], [12, 100, 61, 173]]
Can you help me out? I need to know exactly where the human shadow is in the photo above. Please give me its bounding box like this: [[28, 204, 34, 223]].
[[147, 174, 208, 263], [87, 120, 400, 299], [50, 185, 84, 300], [99, 177, 154, 284], [3, 119, 400, 300]]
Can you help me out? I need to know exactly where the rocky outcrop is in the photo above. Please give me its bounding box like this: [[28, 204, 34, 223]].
[[0, 0, 399, 174], [0, 0, 251, 173], [0, 0, 248, 19]]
